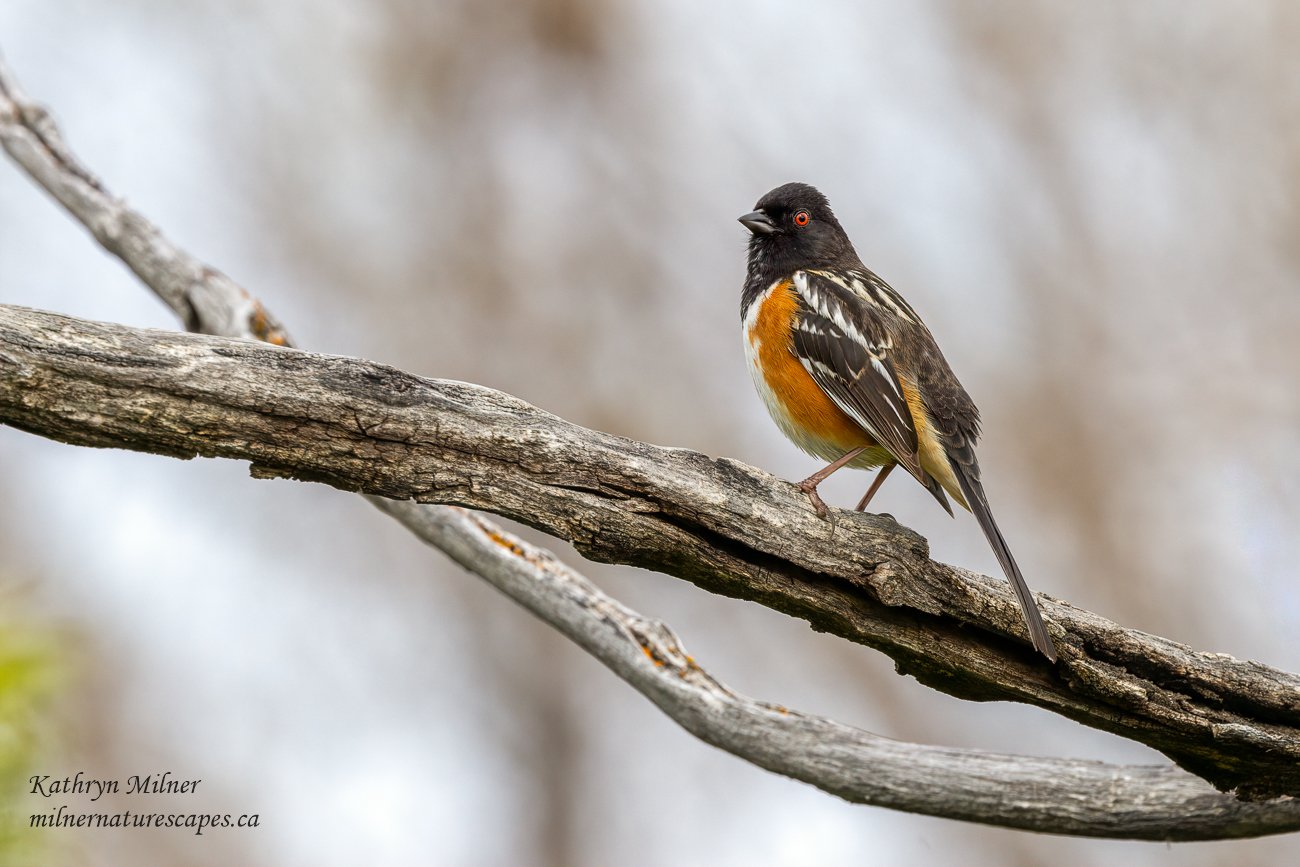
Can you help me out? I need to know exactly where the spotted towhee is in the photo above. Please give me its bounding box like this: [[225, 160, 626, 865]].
[[740, 182, 1057, 661]]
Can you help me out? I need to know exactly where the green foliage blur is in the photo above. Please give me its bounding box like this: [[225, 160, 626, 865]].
[[0, 609, 65, 866]]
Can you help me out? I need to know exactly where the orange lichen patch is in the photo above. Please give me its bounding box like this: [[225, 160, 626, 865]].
[[640, 644, 664, 667], [483, 526, 529, 558], [248, 303, 291, 347], [750, 281, 874, 452], [470, 516, 569, 572], [248, 306, 269, 338]]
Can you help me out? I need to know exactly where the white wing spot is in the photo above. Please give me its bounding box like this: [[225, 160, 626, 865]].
[[870, 355, 902, 399]]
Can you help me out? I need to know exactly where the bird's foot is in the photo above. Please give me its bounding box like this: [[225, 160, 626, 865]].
[[797, 479, 832, 521]]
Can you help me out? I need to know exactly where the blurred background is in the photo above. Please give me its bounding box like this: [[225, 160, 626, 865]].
[[2, 1, 1298, 864]]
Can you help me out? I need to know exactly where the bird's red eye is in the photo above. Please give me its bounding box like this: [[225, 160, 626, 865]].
[[793, 210, 810, 227]]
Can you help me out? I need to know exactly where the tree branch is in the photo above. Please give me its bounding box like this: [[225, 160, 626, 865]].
[[4, 53, 1299, 839], [372, 498, 1300, 840], [2, 302, 1299, 807], [0, 57, 289, 344]]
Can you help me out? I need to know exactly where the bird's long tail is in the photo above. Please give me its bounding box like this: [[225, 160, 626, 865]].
[[952, 464, 1058, 662]]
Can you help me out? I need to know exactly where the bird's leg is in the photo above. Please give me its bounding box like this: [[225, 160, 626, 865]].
[[797, 447, 867, 519], [855, 463, 896, 512]]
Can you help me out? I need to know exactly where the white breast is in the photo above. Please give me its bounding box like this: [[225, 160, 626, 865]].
[[743, 280, 791, 433]]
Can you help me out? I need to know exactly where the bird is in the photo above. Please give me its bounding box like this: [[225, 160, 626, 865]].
[[738, 182, 1058, 662]]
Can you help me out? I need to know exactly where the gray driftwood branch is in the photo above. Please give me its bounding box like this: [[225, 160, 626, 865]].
[[375, 499, 1300, 841], [3, 54, 1298, 840]]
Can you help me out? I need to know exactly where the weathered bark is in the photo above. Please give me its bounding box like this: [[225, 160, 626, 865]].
[[2, 303, 1298, 803]]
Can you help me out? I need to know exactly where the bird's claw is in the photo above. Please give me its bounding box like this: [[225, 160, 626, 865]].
[[798, 480, 832, 522]]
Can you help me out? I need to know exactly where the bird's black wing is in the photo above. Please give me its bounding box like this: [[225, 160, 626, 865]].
[[789, 269, 929, 486]]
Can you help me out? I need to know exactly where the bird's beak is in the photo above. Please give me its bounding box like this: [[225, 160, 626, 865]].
[[738, 210, 777, 235]]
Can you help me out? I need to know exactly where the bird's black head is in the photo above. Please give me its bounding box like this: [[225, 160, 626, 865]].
[[739, 183, 859, 285]]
